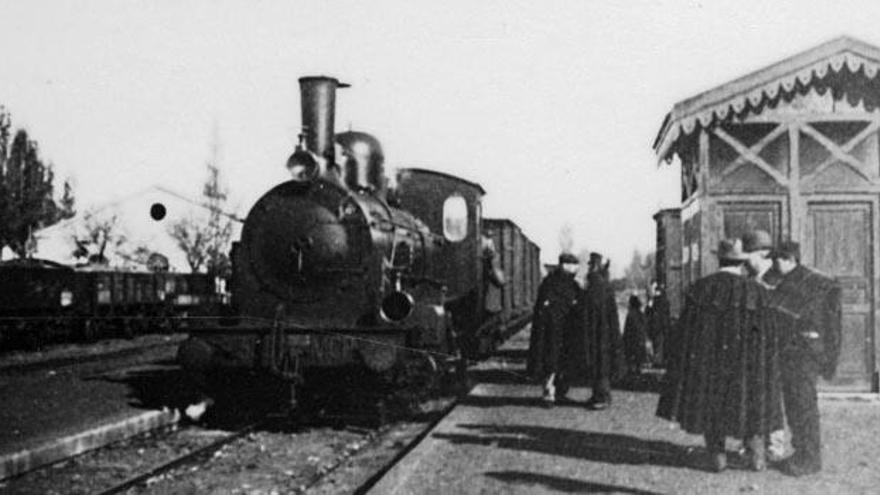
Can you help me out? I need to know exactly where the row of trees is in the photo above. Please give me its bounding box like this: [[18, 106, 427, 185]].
[[0, 108, 75, 257]]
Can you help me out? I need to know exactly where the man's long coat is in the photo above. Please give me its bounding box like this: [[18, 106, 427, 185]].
[[527, 269, 579, 379], [771, 265, 842, 379], [656, 271, 785, 438], [567, 272, 623, 382]]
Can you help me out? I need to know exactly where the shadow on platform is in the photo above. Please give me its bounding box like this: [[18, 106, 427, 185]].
[[613, 371, 666, 393], [484, 471, 664, 494], [459, 395, 557, 409], [434, 423, 704, 471], [89, 362, 433, 431], [469, 367, 531, 386], [492, 348, 529, 361], [470, 361, 666, 395], [84, 359, 194, 412]]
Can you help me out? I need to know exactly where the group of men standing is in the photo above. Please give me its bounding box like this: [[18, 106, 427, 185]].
[[527, 252, 624, 410], [527, 231, 841, 477], [657, 231, 842, 477]]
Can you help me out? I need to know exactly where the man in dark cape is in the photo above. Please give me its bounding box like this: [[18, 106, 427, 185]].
[[769, 241, 841, 476], [646, 283, 671, 366], [570, 252, 623, 410], [623, 294, 648, 375], [742, 229, 786, 461], [528, 253, 580, 405], [656, 239, 784, 472]]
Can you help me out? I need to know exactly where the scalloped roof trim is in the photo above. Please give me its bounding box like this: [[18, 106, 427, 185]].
[[655, 37, 880, 161]]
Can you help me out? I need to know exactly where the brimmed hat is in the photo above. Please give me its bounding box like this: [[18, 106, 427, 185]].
[[558, 252, 579, 265], [770, 240, 800, 261], [742, 230, 773, 253], [714, 238, 749, 261]]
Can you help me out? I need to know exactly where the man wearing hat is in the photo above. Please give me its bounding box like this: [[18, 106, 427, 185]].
[[743, 230, 778, 287], [528, 252, 581, 406], [742, 230, 787, 462], [770, 240, 842, 476], [574, 252, 623, 410], [657, 239, 784, 472]]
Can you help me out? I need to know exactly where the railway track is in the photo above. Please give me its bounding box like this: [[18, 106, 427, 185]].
[[96, 420, 266, 495], [0, 396, 459, 494], [0, 322, 528, 493]]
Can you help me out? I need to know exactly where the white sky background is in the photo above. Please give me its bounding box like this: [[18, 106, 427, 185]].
[[3, 0, 880, 275]]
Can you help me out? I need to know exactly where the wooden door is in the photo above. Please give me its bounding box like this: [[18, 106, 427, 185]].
[[804, 202, 875, 392]]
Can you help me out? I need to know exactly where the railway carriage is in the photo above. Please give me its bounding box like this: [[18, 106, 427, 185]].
[[0, 259, 222, 349]]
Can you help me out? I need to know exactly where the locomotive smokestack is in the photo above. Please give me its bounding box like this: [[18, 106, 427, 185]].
[[298, 76, 349, 163]]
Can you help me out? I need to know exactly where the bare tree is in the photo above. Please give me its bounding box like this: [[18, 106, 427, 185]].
[[623, 248, 655, 290], [558, 222, 574, 255], [169, 125, 235, 275], [72, 210, 127, 265], [170, 217, 209, 272]]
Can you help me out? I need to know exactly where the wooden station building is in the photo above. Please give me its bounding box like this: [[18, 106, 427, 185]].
[[654, 37, 880, 392]]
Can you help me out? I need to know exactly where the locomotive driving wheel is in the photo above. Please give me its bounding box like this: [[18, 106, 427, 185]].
[[393, 348, 440, 401], [80, 319, 97, 342]]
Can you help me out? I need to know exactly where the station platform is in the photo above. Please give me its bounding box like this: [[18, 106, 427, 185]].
[[0, 348, 184, 480], [369, 327, 880, 495]]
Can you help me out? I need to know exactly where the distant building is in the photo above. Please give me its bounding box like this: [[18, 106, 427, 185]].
[[26, 185, 242, 273]]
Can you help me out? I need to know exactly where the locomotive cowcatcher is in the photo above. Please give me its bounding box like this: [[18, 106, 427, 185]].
[[178, 76, 539, 413]]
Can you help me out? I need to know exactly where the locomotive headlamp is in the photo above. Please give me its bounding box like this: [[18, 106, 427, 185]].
[[60, 288, 73, 307], [380, 290, 414, 322], [286, 148, 320, 182]]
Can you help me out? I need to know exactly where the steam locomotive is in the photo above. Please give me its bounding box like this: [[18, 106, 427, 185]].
[[178, 76, 540, 409]]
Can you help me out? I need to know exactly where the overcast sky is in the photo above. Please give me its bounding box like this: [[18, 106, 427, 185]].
[[3, 0, 880, 274]]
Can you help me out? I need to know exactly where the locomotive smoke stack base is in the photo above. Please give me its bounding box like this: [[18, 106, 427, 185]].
[[298, 76, 349, 168]]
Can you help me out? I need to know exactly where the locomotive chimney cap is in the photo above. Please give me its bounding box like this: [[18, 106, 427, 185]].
[[298, 75, 350, 88]]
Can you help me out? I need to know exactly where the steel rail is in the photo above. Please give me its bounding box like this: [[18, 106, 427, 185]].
[[96, 420, 266, 495]]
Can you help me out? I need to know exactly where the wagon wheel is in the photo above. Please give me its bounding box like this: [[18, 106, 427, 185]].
[[21, 321, 45, 350], [119, 316, 135, 339], [80, 319, 98, 342], [157, 307, 174, 334]]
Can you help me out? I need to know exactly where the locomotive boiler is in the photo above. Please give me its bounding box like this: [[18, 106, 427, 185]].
[[178, 76, 539, 413]]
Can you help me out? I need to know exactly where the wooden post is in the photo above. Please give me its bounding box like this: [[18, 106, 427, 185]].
[[699, 129, 710, 193], [699, 130, 716, 277], [788, 123, 801, 242]]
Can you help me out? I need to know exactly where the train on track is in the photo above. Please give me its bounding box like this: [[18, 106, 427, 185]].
[[0, 258, 222, 350], [178, 76, 541, 410]]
